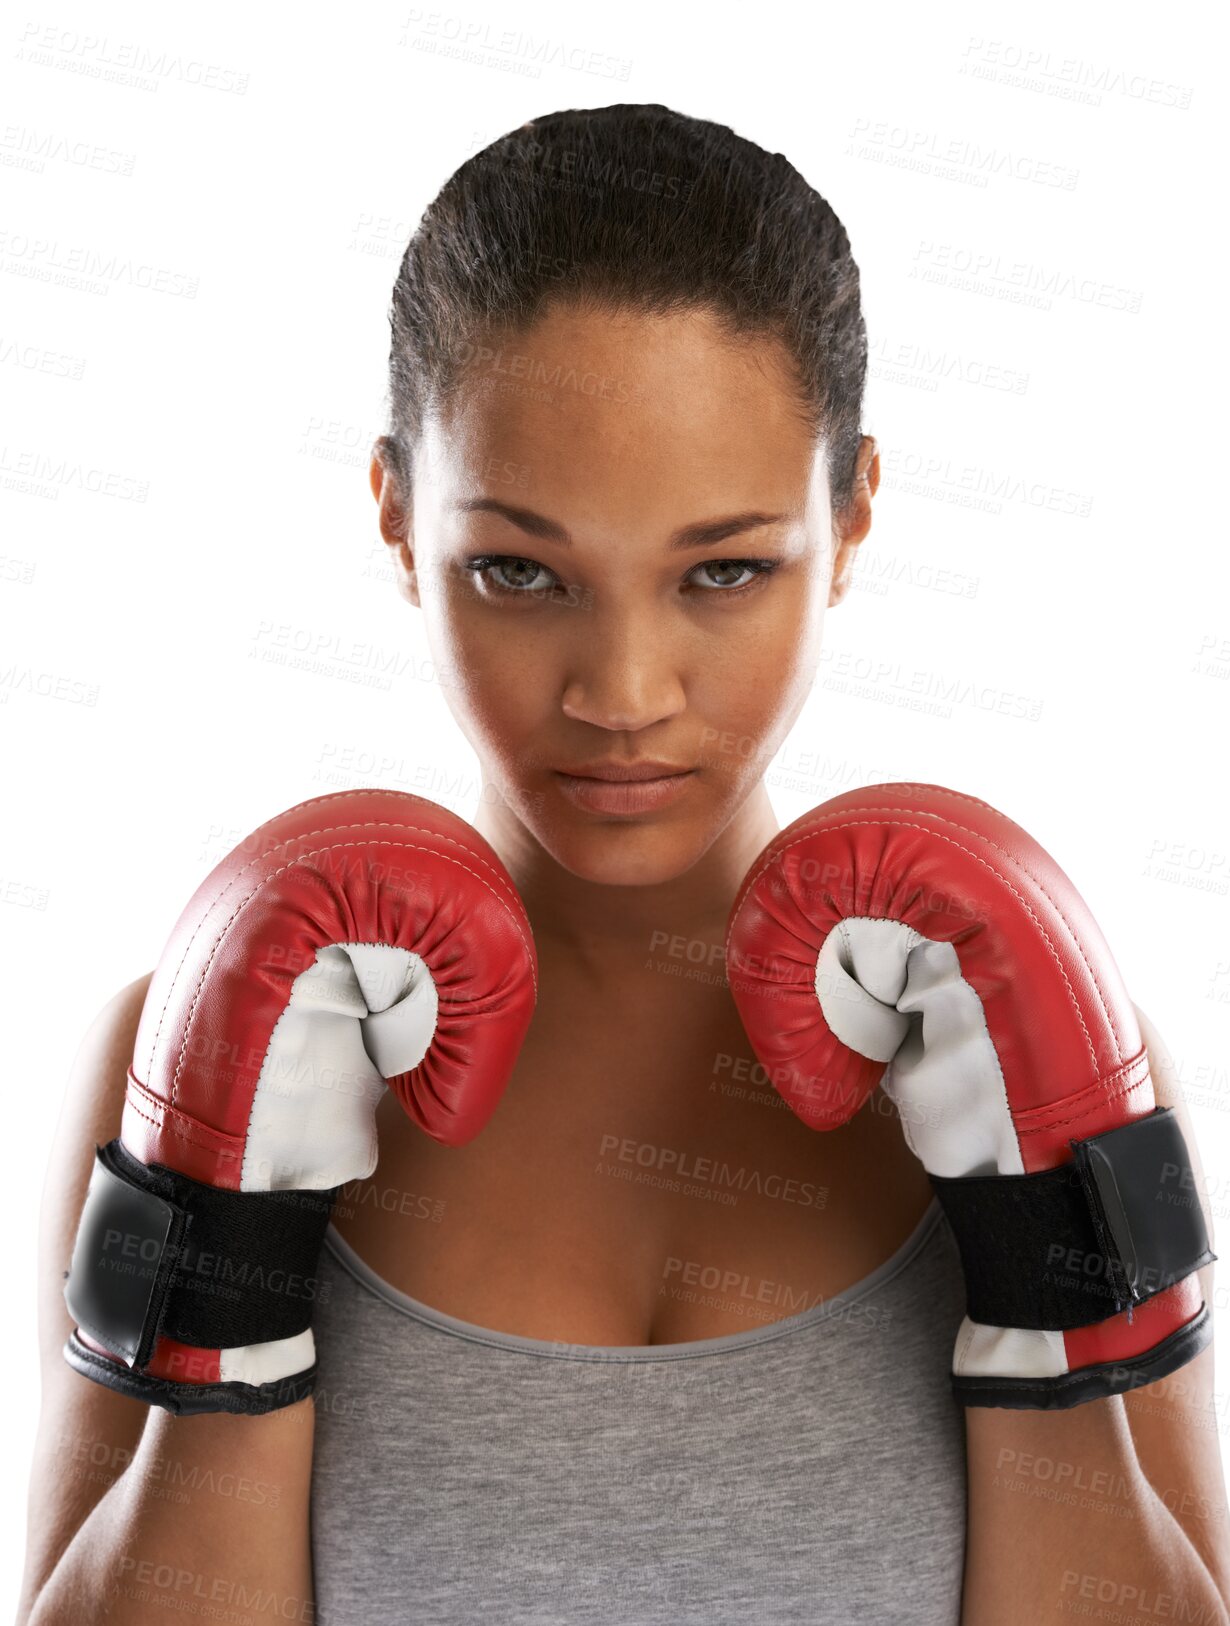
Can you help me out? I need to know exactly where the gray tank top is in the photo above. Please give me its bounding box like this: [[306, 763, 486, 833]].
[[310, 1196, 968, 1624]]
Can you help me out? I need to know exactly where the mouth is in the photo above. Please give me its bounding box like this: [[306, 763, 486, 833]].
[[551, 767, 697, 816]]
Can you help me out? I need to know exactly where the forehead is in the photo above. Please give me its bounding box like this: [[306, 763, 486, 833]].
[[415, 305, 826, 528]]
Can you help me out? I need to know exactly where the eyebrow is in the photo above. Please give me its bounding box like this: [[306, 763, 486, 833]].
[[454, 497, 790, 551]]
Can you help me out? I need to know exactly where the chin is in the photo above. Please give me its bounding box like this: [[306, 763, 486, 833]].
[[537, 819, 712, 887]]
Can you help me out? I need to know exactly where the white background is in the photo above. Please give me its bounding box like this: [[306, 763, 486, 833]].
[[2, 0, 1227, 1609]]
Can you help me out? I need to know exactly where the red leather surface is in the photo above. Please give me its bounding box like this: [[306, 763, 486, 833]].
[[726, 781, 1205, 1369], [727, 781, 1148, 1148], [121, 787, 538, 1188]]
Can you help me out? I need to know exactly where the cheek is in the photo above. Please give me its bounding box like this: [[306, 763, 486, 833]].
[[426, 593, 551, 753], [694, 584, 826, 768]]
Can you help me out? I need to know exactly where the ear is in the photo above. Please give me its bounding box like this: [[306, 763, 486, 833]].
[[829, 435, 879, 609], [371, 437, 419, 609]]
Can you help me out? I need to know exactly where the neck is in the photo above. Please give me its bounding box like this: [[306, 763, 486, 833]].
[[472, 779, 780, 973]]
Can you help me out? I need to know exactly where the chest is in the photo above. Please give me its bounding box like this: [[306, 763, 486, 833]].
[[328, 1002, 932, 1346]]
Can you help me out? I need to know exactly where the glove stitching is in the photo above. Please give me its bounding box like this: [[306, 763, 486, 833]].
[[124, 1072, 245, 1159], [147, 835, 536, 1123], [727, 811, 1106, 1079], [205, 791, 524, 905], [146, 802, 530, 1084], [1013, 1048, 1151, 1138]]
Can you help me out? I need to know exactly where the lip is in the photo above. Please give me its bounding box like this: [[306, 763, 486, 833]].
[[552, 766, 697, 816], [554, 759, 694, 782]]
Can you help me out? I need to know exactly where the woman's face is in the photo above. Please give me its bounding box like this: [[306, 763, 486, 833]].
[[374, 303, 876, 888]]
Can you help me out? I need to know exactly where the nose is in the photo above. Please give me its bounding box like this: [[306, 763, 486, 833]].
[[560, 607, 687, 732]]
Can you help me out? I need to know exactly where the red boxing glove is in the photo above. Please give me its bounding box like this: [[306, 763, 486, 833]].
[[726, 782, 1215, 1410], [63, 788, 536, 1414]]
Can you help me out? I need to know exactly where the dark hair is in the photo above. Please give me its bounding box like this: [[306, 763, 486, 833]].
[[383, 103, 868, 513]]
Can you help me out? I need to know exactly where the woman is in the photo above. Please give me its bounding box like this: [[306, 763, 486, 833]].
[[23, 104, 1228, 1625], [316, 102, 966, 1623]]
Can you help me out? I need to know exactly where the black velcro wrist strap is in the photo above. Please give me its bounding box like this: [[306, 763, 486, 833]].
[[65, 1138, 337, 1367], [928, 1107, 1215, 1331]]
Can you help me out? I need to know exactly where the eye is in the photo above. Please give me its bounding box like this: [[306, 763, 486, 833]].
[[461, 553, 782, 602], [463, 554, 562, 596], [687, 558, 781, 593]]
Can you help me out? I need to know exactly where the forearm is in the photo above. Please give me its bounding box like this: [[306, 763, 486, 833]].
[[26, 1400, 316, 1626], [960, 1396, 1229, 1626]]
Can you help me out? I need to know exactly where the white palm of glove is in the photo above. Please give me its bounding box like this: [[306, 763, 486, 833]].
[[816, 915, 1071, 1384], [211, 942, 439, 1387]]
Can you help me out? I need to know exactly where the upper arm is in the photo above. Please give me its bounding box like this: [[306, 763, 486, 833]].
[[1123, 1002, 1230, 1602], [20, 972, 155, 1616]]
